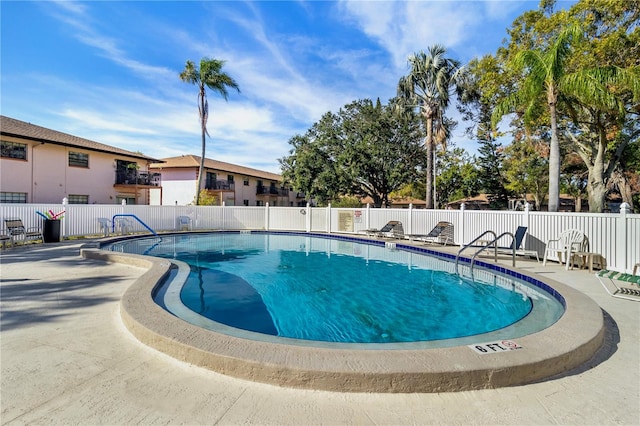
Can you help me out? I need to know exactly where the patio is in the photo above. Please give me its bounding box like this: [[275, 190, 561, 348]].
[[1, 240, 638, 425]]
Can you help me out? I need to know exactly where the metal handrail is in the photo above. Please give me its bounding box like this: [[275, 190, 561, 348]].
[[455, 230, 518, 275], [470, 232, 516, 269], [111, 214, 158, 237], [455, 230, 497, 272]]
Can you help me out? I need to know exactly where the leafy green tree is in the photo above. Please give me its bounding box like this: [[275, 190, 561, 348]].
[[492, 24, 585, 212], [180, 58, 239, 205], [559, 1, 640, 212], [397, 45, 463, 208], [492, 1, 639, 212], [434, 148, 480, 206], [280, 99, 424, 207], [332, 196, 363, 208], [194, 189, 217, 206], [502, 135, 549, 211], [561, 153, 588, 212]]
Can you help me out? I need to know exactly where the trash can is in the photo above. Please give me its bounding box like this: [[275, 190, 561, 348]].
[[43, 219, 61, 243]]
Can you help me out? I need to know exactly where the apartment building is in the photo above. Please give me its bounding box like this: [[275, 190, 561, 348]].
[[0, 115, 163, 204], [150, 155, 306, 207]]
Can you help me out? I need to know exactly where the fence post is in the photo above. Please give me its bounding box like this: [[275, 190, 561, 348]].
[[61, 197, 68, 239], [458, 203, 466, 247], [222, 201, 226, 231], [408, 203, 413, 236], [617, 203, 630, 272], [306, 202, 311, 233], [523, 203, 531, 247], [366, 203, 371, 230], [327, 203, 331, 233], [265, 202, 270, 231]]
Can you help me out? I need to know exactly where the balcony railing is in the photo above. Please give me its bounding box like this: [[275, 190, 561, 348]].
[[205, 180, 235, 191], [115, 170, 161, 186], [257, 185, 289, 197]]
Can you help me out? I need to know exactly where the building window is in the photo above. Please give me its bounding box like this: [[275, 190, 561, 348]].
[[67, 194, 89, 204], [256, 200, 263, 206], [1, 141, 27, 160], [227, 175, 234, 183], [116, 196, 136, 205], [69, 151, 89, 167], [243, 179, 249, 186], [0, 192, 27, 203], [243, 200, 249, 206]]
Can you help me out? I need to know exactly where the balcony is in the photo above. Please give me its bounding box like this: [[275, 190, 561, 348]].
[[206, 180, 235, 191], [115, 170, 161, 186], [257, 185, 289, 197]]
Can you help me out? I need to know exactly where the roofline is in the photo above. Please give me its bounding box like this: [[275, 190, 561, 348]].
[[1, 129, 163, 163]]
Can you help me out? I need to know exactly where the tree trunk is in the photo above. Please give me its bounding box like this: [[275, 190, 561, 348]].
[[195, 86, 207, 205], [548, 102, 560, 212], [425, 117, 434, 209], [586, 129, 609, 212]]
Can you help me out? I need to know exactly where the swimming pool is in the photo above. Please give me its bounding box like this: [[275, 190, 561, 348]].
[[94, 231, 604, 392], [106, 232, 563, 346]]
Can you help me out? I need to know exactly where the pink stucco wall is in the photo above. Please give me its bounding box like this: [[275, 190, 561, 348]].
[[1, 138, 150, 204]]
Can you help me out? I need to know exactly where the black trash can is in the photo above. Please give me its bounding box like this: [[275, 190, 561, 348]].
[[43, 219, 61, 243]]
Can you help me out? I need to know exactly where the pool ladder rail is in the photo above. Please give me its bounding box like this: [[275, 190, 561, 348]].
[[455, 231, 516, 275]]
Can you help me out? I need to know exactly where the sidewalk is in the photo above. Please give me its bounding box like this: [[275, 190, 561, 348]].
[[1, 240, 638, 425]]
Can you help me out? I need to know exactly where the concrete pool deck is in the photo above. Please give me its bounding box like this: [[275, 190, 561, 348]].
[[1, 239, 639, 424]]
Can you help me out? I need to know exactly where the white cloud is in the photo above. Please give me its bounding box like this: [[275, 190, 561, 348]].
[[339, 0, 488, 69]]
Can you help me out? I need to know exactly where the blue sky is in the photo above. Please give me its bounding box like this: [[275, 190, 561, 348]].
[[1, 1, 575, 173]]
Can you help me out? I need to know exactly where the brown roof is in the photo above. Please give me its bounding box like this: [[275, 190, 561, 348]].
[[0, 115, 162, 162], [151, 155, 283, 181], [361, 196, 426, 206]]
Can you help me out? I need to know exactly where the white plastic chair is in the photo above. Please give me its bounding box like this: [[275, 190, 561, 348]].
[[114, 217, 133, 235], [177, 216, 192, 231], [97, 218, 112, 237], [543, 229, 587, 270]]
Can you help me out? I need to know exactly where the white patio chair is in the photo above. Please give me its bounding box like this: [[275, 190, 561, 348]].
[[543, 229, 587, 270]]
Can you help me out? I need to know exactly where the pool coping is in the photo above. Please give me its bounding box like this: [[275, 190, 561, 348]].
[[81, 232, 605, 393]]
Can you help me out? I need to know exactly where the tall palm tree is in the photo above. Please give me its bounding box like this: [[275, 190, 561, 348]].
[[492, 26, 585, 212], [492, 24, 627, 212], [180, 58, 239, 205], [397, 45, 462, 209]]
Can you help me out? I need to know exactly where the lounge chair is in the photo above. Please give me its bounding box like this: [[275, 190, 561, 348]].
[[4, 218, 43, 245], [364, 221, 404, 239], [596, 270, 640, 301], [543, 229, 587, 270], [496, 226, 540, 262], [407, 221, 454, 245]]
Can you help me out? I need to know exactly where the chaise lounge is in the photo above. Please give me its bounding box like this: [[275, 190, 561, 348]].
[[4, 218, 43, 245], [407, 221, 454, 245], [363, 221, 404, 239], [596, 269, 640, 301]]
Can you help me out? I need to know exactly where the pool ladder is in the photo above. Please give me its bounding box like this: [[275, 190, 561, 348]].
[[455, 231, 516, 275]]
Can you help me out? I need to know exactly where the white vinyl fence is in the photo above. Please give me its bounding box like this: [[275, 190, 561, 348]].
[[1, 201, 638, 273]]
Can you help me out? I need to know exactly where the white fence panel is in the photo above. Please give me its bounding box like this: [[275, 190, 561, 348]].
[[221, 206, 265, 230], [268, 206, 306, 231], [409, 209, 457, 237], [310, 207, 328, 232], [192, 206, 225, 230]]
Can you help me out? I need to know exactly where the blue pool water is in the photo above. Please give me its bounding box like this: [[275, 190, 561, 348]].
[[106, 232, 563, 344]]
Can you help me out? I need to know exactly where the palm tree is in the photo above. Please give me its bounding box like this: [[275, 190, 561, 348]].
[[492, 26, 586, 212], [180, 58, 239, 205], [397, 45, 462, 209]]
